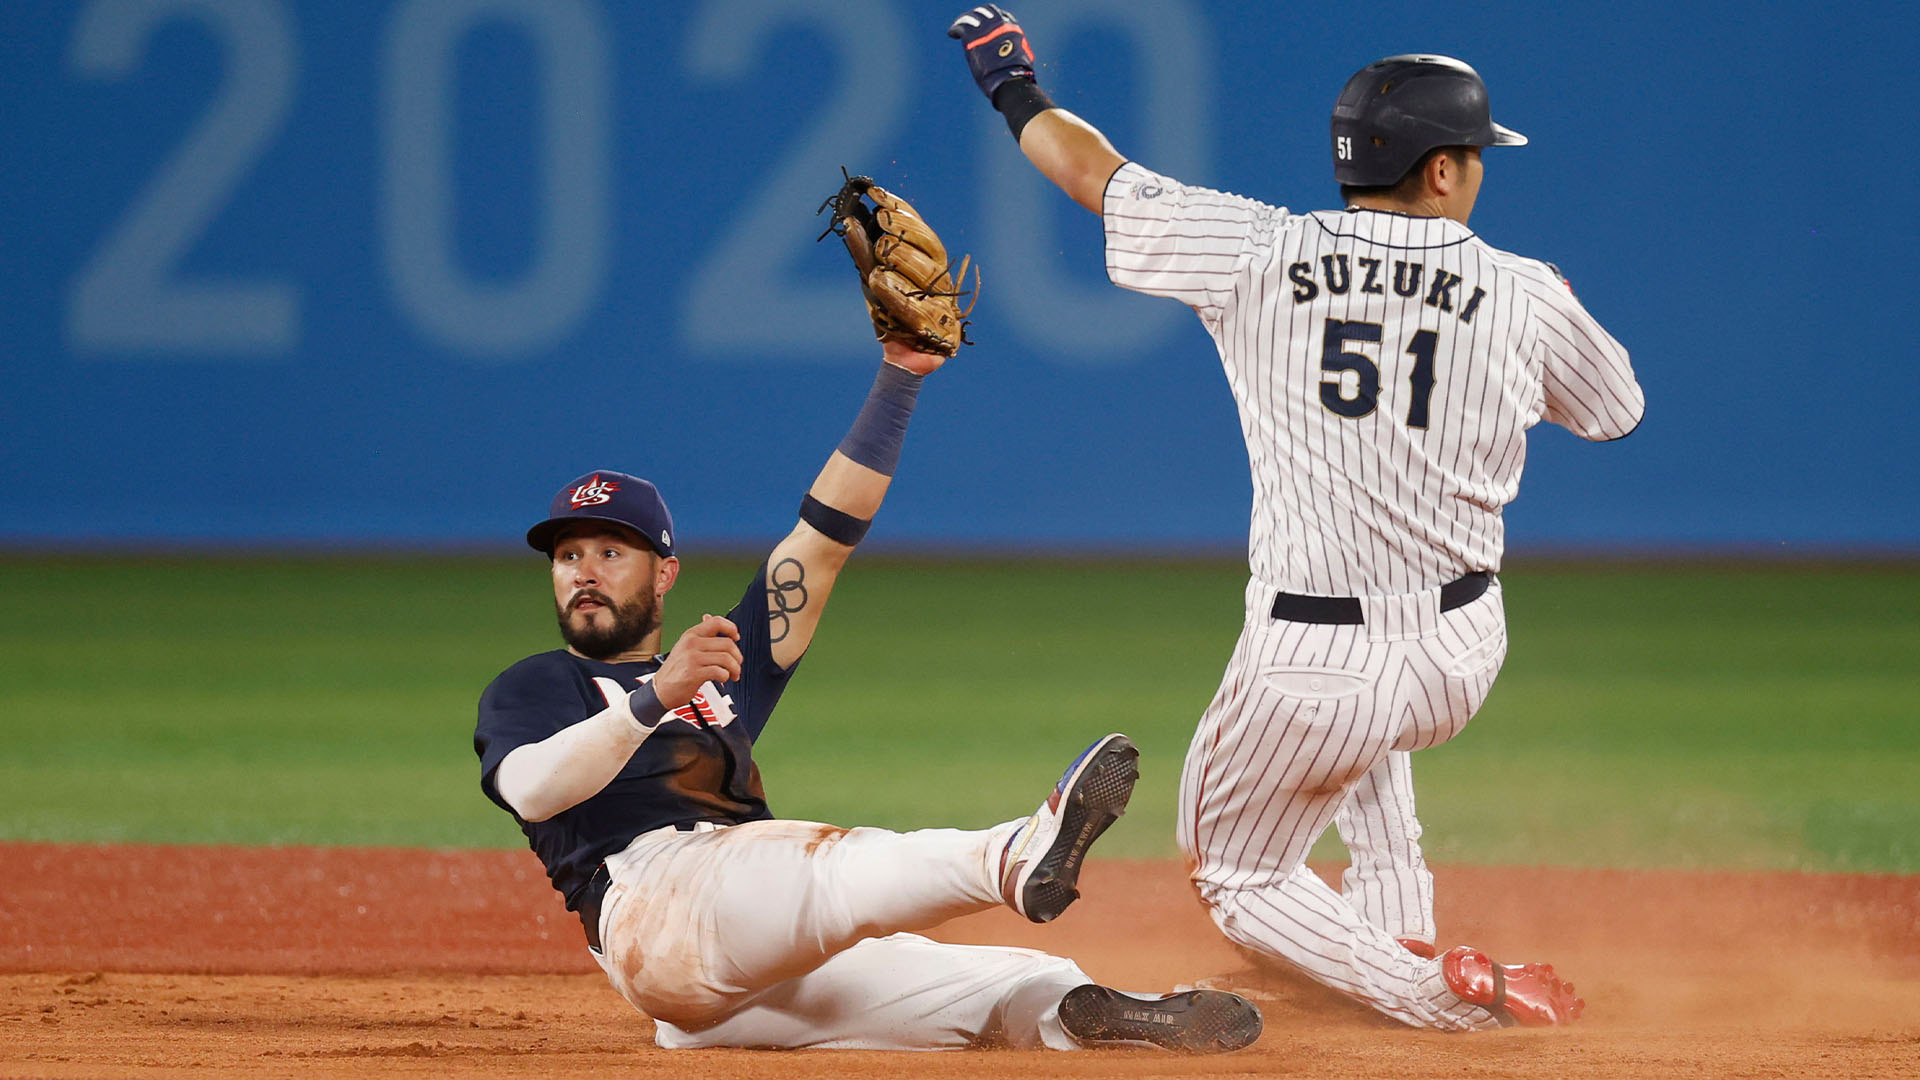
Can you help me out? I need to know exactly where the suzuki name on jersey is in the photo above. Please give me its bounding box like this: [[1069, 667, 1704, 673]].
[[1288, 255, 1487, 324]]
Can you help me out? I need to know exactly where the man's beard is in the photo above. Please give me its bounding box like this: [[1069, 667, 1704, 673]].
[[556, 588, 661, 661]]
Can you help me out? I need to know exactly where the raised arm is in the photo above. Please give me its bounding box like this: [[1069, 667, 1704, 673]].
[[762, 341, 942, 670], [949, 5, 1125, 214]]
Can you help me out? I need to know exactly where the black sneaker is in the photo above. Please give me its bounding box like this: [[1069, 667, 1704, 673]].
[[1057, 984, 1263, 1053]]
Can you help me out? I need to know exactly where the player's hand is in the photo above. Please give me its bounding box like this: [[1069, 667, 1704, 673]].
[[948, 5, 1036, 100], [652, 614, 742, 708], [882, 339, 944, 376]]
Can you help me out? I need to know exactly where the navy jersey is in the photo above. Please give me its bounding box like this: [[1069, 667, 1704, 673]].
[[474, 564, 794, 911]]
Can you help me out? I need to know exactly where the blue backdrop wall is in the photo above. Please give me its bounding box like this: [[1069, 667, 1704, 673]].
[[4, 0, 1915, 552]]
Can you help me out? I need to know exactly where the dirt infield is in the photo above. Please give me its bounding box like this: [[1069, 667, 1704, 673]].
[[2, 842, 1917, 1078]]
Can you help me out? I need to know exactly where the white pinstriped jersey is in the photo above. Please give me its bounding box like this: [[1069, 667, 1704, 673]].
[[1104, 162, 1644, 596]]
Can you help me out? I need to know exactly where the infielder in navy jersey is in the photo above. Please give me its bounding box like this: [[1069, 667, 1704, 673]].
[[950, 6, 1643, 1031], [474, 334, 1262, 1052]]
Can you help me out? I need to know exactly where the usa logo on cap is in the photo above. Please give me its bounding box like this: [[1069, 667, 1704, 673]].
[[526, 470, 676, 558], [569, 475, 621, 508]]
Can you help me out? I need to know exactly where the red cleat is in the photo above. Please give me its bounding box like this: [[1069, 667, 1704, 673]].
[[1440, 946, 1584, 1027]]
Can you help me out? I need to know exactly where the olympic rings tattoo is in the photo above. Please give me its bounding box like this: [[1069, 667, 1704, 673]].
[[767, 557, 809, 643]]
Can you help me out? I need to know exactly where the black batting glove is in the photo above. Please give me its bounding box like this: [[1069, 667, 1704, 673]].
[[948, 5, 1037, 100]]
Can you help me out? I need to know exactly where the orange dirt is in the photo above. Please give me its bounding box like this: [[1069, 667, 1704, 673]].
[[2, 842, 1917, 1079]]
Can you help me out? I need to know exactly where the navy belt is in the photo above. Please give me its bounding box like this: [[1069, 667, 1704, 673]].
[[1269, 571, 1491, 625], [576, 822, 706, 952]]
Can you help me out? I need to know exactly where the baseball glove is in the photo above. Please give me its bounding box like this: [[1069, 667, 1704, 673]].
[[819, 174, 977, 357]]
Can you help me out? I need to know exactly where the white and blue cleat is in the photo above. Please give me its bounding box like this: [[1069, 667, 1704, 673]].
[[999, 733, 1139, 923]]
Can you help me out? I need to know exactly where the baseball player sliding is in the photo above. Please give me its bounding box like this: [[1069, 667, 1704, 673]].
[[949, 6, 1643, 1030], [471, 181, 1261, 1052]]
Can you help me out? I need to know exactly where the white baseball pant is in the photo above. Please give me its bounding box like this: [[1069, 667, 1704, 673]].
[[591, 818, 1092, 1050], [1177, 576, 1510, 1031], [1336, 749, 1437, 949]]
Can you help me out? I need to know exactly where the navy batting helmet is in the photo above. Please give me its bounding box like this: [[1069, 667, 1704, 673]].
[[1330, 54, 1527, 187]]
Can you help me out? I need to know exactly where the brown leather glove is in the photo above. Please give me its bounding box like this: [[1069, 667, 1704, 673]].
[[821, 174, 977, 358]]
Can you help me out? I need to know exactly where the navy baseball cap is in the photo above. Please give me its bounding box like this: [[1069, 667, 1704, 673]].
[[525, 470, 676, 557]]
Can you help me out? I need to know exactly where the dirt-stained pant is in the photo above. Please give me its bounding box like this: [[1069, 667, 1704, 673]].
[[590, 818, 1091, 1050], [1176, 577, 1513, 1031]]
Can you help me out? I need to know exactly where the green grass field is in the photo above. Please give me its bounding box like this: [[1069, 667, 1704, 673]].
[[2, 557, 1915, 872]]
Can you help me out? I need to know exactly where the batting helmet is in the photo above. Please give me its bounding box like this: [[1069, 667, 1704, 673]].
[[1330, 54, 1527, 187]]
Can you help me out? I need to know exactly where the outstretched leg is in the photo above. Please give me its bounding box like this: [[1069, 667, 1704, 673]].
[[652, 933, 1093, 1050], [599, 735, 1142, 1030], [652, 931, 1265, 1052]]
